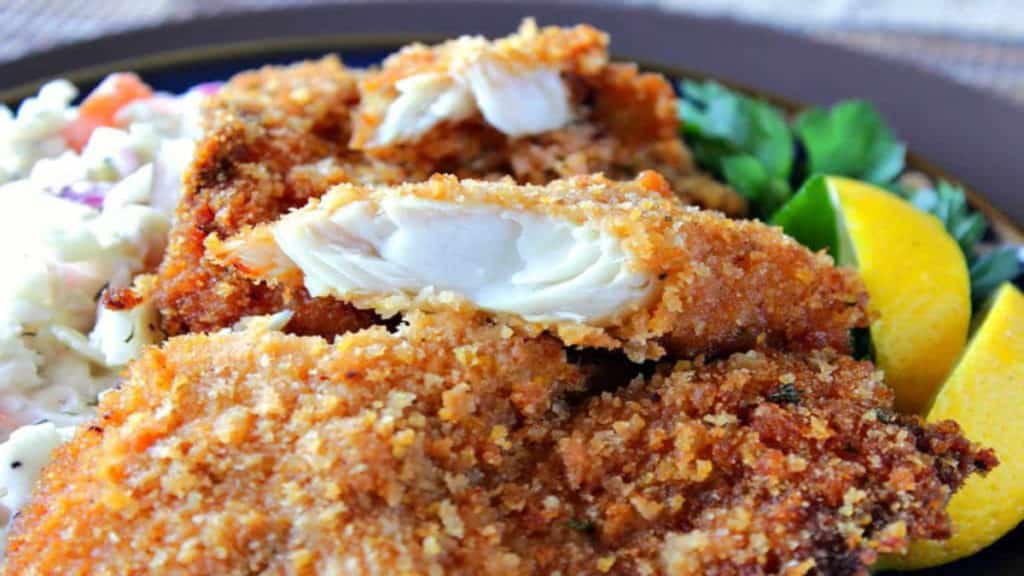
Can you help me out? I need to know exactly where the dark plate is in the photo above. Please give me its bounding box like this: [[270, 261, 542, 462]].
[[0, 2, 1020, 572]]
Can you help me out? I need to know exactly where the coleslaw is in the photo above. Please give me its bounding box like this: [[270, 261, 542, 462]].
[[0, 74, 210, 550]]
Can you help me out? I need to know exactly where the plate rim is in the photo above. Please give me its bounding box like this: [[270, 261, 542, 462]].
[[0, 2, 1020, 572], [2, 1, 1021, 231]]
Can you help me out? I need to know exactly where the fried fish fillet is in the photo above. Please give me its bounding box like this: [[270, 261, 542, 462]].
[[6, 317, 992, 575], [154, 24, 739, 338], [349, 19, 738, 214], [152, 56, 380, 338], [211, 172, 868, 360], [5, 312, 587, 575], [554, 351, 996, 575]]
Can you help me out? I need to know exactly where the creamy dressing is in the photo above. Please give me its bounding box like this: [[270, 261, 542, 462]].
[[0, 80, 201, 428], [271, 196, 652, 323]]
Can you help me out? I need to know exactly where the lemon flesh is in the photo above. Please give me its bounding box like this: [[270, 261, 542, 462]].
[[828, 177, 971, 414], [884, 283, 1024, 569]]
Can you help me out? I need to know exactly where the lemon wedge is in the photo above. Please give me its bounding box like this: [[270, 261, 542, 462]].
[[884, 283, 1024, 569], [773, 176, 971, 413]]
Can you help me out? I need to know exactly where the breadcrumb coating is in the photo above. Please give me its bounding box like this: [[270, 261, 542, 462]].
[[212, 172, 867, 361], [6, 324, 992, 575], [351, 19, 739, 213], [350, 19, 607, 152], [155, 38, 739, 337], [552, 351, 995, 575], [5, 312, 586, 575], [152, 56, 380, 338]]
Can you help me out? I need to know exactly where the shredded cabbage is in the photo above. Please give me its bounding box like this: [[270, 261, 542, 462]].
[[0, 76, 208, 548]]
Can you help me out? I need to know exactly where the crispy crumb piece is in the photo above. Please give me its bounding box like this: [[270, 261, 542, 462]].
[[551, 350, 994, 575]]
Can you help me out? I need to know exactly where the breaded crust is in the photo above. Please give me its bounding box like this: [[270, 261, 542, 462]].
[[6, 326, 992, 575], [5, 312, 586, 575], [350, 20, 740, 214], [556, 351, 995, 575], [155, 47, 738, 338], [212, 172, 868, 361], [153, 56, 380, 338], [351, 19, 610, 152]]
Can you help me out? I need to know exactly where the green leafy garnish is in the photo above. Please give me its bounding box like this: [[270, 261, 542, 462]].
[[680, 81, 793, 178], [680, 81, 794, 218], [908, 180, 986, 256], [721, 154, 791, 218], [770, 176, 857, 267], [678, 81, 1019, 306], [970, 246, 1021, 303], [907, 180, 1020, 302], [794, 101, 905, 185], [679, 84, 906, 220], [770, 176, 839, 256]]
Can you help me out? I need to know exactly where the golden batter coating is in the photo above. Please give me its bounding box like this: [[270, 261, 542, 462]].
[[5, 312, 586, 575], [211, 172, 867, 361], [152, 56, 380, 338], [6, 324, 991, 575], [552, 351, 996, 575], [155, 40, 738, 338], [350, 18, 610, 152], [351, 19, 739, 213]]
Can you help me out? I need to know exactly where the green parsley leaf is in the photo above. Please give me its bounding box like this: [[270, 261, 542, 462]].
[[566, 518, 597, 534], [677, 83, 1021, 306], [680, 80, 794, 179], [688, 138, 735, 175], [720, 154, 791, 219], [770, 175, 840, 257], [766, 383, 802, 405], [909, 180, 987, 257], [970, 246, 1021, 303], [907, 179, 1020, 301], [794, 101, 905, 184]]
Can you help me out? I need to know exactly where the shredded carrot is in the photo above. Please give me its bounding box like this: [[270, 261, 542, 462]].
[[61, 73, 153, 152]]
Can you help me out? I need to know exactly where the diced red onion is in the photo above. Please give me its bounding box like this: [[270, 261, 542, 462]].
[[189, 82, 223, 96], [56, 181, 111, 209]]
